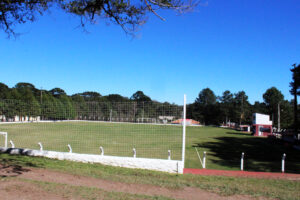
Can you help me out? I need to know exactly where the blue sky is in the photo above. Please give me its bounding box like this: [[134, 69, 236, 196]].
[[0, 0, 299, 105]]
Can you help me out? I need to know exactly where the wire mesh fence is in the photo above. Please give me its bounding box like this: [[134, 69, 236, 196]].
[[0, 99, 184, 160]]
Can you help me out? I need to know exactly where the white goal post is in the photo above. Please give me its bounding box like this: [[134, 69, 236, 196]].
[[0, 132, 7, 148]]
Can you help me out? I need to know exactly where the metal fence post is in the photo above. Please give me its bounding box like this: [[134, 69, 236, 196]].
[[241, 152, 244, 171], [203, 151, 206, 169], [10, 140, 15, 148], [133, 148, 136, 158], [282, 153, 286, 173], [38, 142, 43, 151], [67, 144, 72, 153], [99, 146, 104, 156]]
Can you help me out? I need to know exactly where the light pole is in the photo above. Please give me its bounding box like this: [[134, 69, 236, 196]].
[[278, 103, 280, 131]]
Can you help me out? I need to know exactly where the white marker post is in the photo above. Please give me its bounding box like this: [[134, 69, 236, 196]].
[[168, 150, 171, 160], [99, 146, 104, 156], [67, 144, 72, 153], [38, 142, 43, 151], [241, 152, 244, 171], [10, 140, 15, 148], [133, 148, 136, 158], [203, 151, 206, 169], [282, 153, 286, 173]]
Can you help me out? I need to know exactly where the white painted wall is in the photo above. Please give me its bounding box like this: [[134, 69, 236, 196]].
[[253, 113, 272, 125], [0, 147, 183, 174]]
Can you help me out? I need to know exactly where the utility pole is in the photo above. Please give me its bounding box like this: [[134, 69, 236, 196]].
[[278, 103, 280, 131], [40, 87, 43, 104], [142, 102, 144, 123], [110, 109, 112, 122]]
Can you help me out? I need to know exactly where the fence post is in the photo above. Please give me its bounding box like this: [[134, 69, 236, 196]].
[[9, 140, 15, 148], [203, 151, 206, 169], [241, 152, 244, 171], [99, 146, 104, 156], [282, 153, 286, 173], [133, 148, 136, 158], [168, 150, 171, 160], [38, 142, 43, 151], [67, 144, 72, 153], [182, 94, 187, 168]]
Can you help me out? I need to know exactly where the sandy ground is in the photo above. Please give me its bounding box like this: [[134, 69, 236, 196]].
[[0, 164, 267, 200]]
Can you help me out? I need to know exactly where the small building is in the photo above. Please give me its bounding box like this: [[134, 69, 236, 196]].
[[252, 113, 272, 136], [239, 125, 251, 132], [171, 119, 200, 126], [158, 116, 175, 124]]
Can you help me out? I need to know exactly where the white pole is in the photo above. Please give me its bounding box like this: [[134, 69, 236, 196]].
[[38, 142, 43, 151], [4, 132, 7, 148], [195, 147, 203, 167], [100, 146, 104, 156], [241, 152, 244, 171], [203, 151, 206, 169], [182, 94, 187, 168], [67, 144, 72, 153], [133, 148, 136, 158], [10, 140, 15, 148], [168, 150, 171, 160], [110, 109, 112, 122], [282, 153, 286, 173]]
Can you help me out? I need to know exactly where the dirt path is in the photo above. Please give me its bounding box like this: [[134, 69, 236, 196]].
[[184, 168, 300, 180], [0, 164, 258, 200]]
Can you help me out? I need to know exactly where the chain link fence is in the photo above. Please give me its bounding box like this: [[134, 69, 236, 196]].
[[0, 100, 184, 160]]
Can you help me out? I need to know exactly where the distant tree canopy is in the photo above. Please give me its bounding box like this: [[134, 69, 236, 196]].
[[0, 0, 197, 37], [186, 87, 294, 128], [130, 91, 151, 102], [263, 87, 284, 127], [0, 81, 296, 128], [290, 63, 300, 131], [0, 82, 173, 121]]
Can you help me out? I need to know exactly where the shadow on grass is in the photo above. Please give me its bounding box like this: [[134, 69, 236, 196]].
[[0, 150, 44, 177], [225, 131, 252, 136], [193, 135, 300, 173]]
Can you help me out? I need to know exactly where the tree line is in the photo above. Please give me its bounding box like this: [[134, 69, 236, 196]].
[[0, 82, 295, 128], [0, 83, 181, 122], [188, 64, 300, 131], [187, 87, 293, 128], [0, 64, 299, 128]]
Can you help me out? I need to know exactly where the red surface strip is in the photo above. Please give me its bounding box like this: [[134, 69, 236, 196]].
[[183, 168, 300, 180]]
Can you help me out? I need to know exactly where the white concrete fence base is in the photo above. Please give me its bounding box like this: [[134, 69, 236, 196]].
[[0, 147, 184, 174]]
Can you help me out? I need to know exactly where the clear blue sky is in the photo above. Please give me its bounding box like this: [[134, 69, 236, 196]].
[[0, 0, 299, 105]]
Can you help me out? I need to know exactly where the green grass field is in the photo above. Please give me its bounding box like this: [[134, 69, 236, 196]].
[[186, 126, 300, 173], [0, 122, 183, 160], [1, 122, 300, 173]]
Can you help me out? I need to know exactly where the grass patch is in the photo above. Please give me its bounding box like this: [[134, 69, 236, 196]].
[[0, 122, 182, 160], [1, 123, 300, 172], [185, 126, 300, 173]]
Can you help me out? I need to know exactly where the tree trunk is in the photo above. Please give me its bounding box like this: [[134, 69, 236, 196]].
[[294, 92, 298, 133]]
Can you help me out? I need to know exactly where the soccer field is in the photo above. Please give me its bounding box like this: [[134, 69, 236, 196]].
[[1, 122, 300, 173], [0, 121, 183, 160]]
